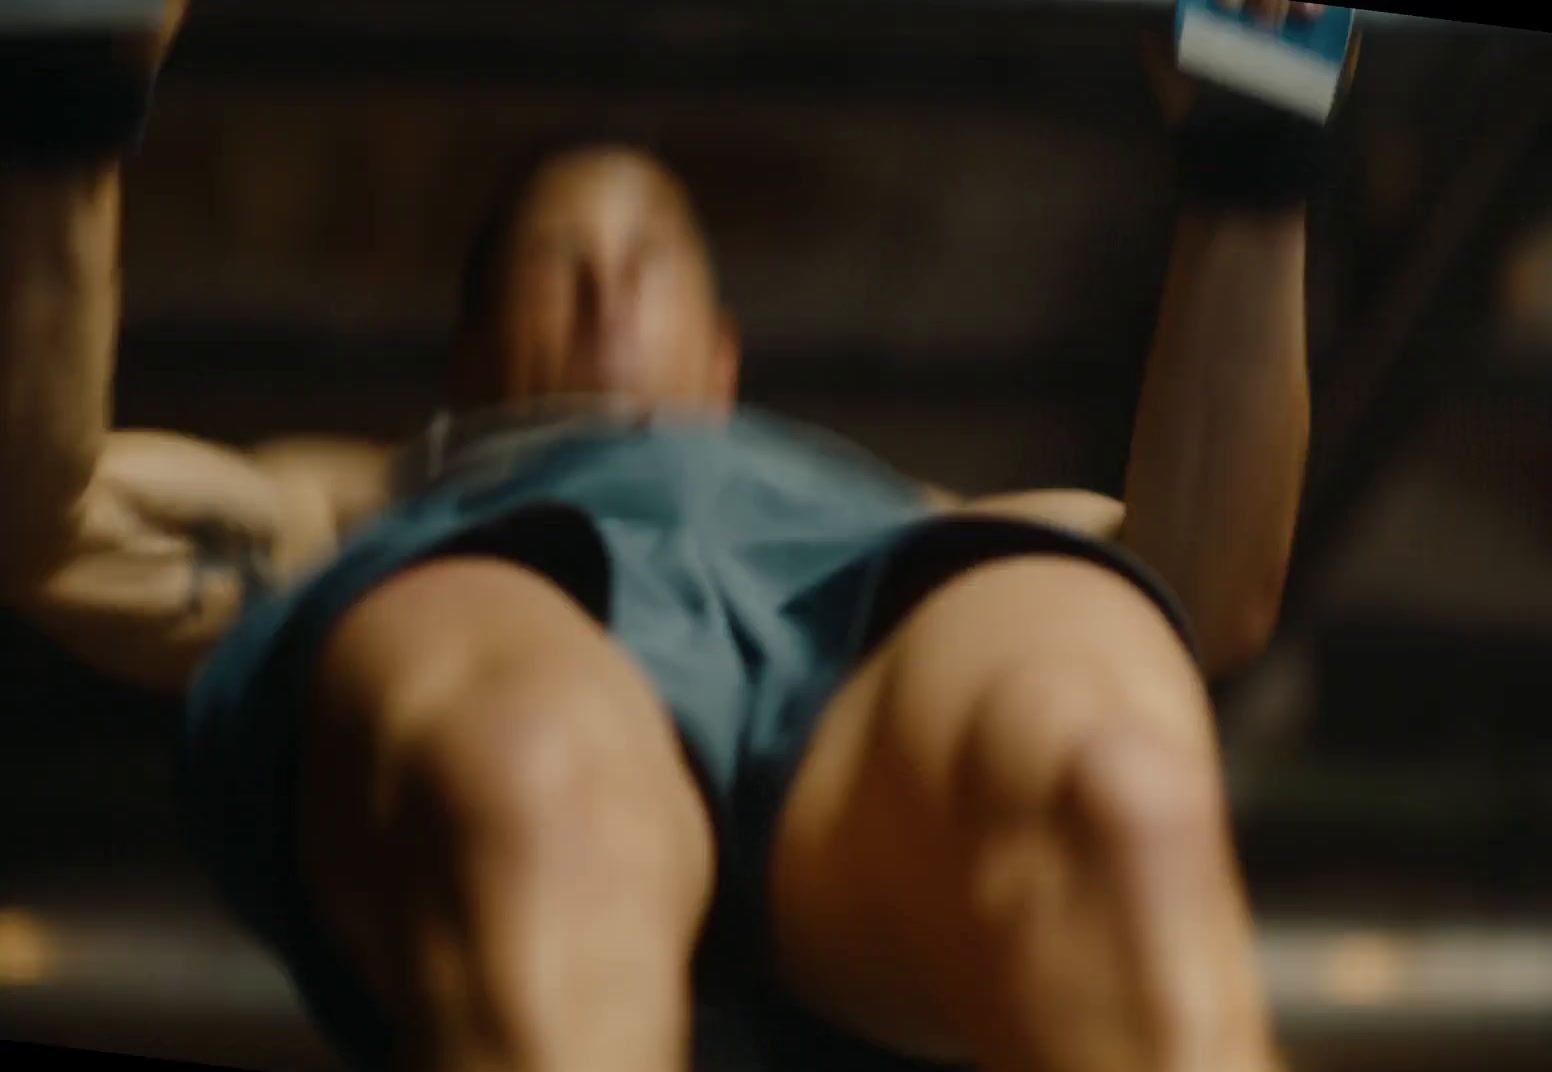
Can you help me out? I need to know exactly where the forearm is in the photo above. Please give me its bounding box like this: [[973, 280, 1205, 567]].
[[0, 162, 122, 573], [1120, 208, 1310, 674]]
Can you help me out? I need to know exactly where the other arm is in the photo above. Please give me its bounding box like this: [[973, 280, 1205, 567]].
[[0, 11, 388, 691], [0, 166, 119, 581], [11, 430, 388, 693], [1117, 208, 1309, 677], [943, 209, 1308, 682], [955, 15, 1334, 679]]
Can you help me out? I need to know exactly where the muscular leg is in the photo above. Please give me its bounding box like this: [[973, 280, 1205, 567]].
[[295, 557, 715, 1072], [770, 557, 1278, 1072]]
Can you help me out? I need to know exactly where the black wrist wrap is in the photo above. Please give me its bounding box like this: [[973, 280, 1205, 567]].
[[1176, 87, 1333, 211], [0, 36, 155, 168]]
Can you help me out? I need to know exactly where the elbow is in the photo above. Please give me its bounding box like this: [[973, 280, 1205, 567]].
[[1199, 594, 1282, 680], [1192, 543, 1295, 679]]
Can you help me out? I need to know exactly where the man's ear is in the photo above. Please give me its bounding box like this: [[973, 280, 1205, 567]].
[[707, 309, 742, 410]]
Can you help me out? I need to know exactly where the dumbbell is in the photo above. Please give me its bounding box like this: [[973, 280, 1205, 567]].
[[1168, 1, 1361, 210], [1176, 0, 1357, 123]]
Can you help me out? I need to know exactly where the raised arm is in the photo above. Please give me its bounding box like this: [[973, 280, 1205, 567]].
[[952, 223, 1310, 685], [0, 158, 266, 690], [0, 146, 354, 689], [0, 158, 121, 578], [1117, 11, 1346, 676], [0, 7, 389, 691], [1118, 207, 1309, 677], [0, 2, 186, 579], [956, 13, 1345, 680]]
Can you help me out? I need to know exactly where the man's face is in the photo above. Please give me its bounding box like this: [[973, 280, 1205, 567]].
[[469, 147, 739, 414]]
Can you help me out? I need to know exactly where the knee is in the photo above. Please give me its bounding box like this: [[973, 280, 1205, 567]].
[[391, 669, 704, 893], [948, 659, 1229, 914], [1059, 726, 1226, 862], [956, 713, 1230, 936], [950, 655, 1216, 832]]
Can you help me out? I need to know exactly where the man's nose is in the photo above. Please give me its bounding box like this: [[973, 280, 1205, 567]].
[[573, 247, 642, 335]]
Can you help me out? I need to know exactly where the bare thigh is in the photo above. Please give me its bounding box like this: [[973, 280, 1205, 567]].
[[767, 554, 1239, 1061], [294, 556, 716, 1028]]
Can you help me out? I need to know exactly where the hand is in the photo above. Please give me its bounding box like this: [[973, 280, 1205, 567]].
[[1144, 3, 1361, 129]]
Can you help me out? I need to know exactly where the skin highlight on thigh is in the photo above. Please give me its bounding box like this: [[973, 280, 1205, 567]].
[[292, 555, 717, 1024], [766, 554, 1226, 1062]]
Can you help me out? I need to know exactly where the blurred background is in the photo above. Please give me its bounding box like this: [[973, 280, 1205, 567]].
[[3, 2, 1552, 1070]]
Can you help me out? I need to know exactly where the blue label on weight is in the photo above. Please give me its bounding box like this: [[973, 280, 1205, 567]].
[[1176, 1, 1354, 68]]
